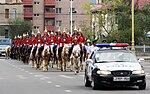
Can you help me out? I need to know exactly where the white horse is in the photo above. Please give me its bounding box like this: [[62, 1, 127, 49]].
[[70, 44, 81, 74], [5, 46, 11, 59]]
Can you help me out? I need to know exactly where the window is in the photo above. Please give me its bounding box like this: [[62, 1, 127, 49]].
[[56, 8, 62, 14], [34, 2, 40, 4], [55, 20, 62, 26], [70, 8, 76, 13], [24, 7, 32, 12], [5, 9, 9, 18], [45, 18, 55, 26], [34, 26, 39, 29], [45, 6, 55, 13], [34, 14, 39, 16], [70, 20, 75, 26], [56, 0, 61, 1]]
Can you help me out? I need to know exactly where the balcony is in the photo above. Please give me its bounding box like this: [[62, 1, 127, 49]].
[[45, 25, 56, 31], [44, 12, 55, 18], [44, 0, 55, 6], [24, 11, 32, 18], [23, 0, 33, 6]]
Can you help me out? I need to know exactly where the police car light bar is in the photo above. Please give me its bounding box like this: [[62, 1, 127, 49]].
[[96, 43, 129, 47]]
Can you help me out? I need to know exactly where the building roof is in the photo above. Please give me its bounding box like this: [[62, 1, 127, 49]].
[[90, 3, 111, 13]]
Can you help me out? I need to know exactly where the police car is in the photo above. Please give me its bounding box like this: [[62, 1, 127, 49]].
[[84, 43, 146, 90]]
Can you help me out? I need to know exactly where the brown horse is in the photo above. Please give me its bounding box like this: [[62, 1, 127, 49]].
[[41, 45, 50, 71], [61, 44, 69, 71]]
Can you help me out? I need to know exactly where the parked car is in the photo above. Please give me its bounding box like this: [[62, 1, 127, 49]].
[[0, 38, 12, 56]]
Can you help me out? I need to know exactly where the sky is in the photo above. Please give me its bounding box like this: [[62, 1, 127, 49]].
[[90, 0, 96, 4]]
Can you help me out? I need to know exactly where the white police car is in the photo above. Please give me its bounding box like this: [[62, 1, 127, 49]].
[[84, 43, 146, 90]]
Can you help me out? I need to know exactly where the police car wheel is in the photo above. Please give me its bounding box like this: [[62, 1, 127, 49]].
[[84, 74, 91, 87], [138, 83, 146, 90], [92, 78, 99, 90]]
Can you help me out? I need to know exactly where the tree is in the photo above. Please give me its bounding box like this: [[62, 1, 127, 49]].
[[8, 18, 32, 39]]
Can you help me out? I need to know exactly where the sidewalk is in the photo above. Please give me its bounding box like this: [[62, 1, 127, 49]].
[[137, 56, 150, 60]]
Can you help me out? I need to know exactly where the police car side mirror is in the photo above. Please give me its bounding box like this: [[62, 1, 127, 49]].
[[138, 58, 145, 63]]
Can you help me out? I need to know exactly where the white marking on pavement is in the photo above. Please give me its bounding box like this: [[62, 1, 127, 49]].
[[47, 81, 52, 83], [65, 90, 72, 93], [29, 73, 34, 74], [0, 77, 5, 80], [18, 68, 21, 69], [59, 75, 73, 79], [55, 85, 61, 87], [16, 75, 27, 79], [21, 69, 25, 71], [34, 75, 44, 77], [25, 71, 29, 73], [40, 77, 50, 80]]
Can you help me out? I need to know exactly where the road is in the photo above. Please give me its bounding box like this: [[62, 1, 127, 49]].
[[0, 57, 150, 94]]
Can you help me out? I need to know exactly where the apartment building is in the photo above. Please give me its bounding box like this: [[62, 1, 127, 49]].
[[0, 2, 23, 36], [23, 0, 90, 33], [55, 0, 90, 32]]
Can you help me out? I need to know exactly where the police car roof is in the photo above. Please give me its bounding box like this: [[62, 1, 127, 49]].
[[94, 43, 130, 52]]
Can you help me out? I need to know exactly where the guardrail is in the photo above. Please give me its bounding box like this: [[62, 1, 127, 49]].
[[129, 45, 150, 56]]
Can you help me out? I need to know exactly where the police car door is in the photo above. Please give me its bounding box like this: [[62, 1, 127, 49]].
[[87, 52, 95, 80]]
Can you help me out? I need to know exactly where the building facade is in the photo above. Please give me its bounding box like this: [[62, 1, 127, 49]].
[[55, 0, 90, 32], [0, 3, 23, 37], [23, 0, 90, 33]]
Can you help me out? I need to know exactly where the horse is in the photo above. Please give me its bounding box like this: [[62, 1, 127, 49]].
[[35, 44, 43, 70], [61, 44, 70, 71], [71, 44, 81, 74], [41, 45, 50, 71], [5, 46, 11, 59], [55, 44, 63, 70], [22, 45, 30, 64], [29, 45, 37, 68], [49, 44, 55, 68], [79, 43, 87, 70]]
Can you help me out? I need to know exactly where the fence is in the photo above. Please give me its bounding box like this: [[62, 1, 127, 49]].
[[129, 45, 150, 56]]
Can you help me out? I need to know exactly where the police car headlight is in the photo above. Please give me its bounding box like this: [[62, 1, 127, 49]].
[[132, 70, 145, 74], [97, 70, 111, 75]]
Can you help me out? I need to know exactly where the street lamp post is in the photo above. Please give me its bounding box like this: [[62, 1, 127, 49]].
[[131, 0, 135, 53], [70, 0, 73, 35]]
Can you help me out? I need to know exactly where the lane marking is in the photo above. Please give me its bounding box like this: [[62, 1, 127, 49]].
[[55, 85, 61, 87], [25, 71, 29, 73], [21, 69, 25, 71], [65, 90, 72, 93], [29, 73, 34, 74], [0, 77, 5, 80], [16, 75, 28, 79], [59, 75, 73, 79], [47, 81, 52, 83], [34, 75, 44, 77], [40, 77, 50, 80]]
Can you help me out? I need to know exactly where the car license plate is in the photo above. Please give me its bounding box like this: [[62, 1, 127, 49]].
[[113, 77, 130, 81]]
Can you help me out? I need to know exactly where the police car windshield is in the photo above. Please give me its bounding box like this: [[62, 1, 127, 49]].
[[95, 52, 138, 63]]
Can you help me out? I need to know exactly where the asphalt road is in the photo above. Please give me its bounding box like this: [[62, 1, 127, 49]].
[[0, 57, 150, 94]]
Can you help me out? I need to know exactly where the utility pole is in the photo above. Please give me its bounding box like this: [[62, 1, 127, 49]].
[[131, 0, 135, 53], [70, 0, 73, 35]]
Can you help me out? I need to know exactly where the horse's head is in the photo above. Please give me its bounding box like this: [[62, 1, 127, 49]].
[[73, 49, 80, 58], [63, 44, 69, 55], [42, 45, 50, 56], [73, 45, 81, 58]]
